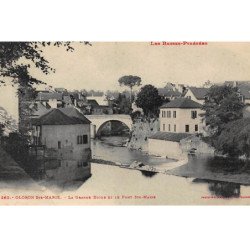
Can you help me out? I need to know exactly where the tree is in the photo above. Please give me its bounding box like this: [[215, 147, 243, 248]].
[[0, 123, 4, 138], [113, 93, 131, 114], [215, 118, 250, 158], [135, 84, 163, 117], [203, 80, 213, 88], [202, 85, 244, 136], [118, 75, 142, 105], [0, 42, 91, 90], [0, 42, 91, 136]]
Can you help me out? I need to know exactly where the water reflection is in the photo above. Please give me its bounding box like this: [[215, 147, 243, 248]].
[[140, 170, 158, 178], [205, 156, 250, 173], [28, 147, 91, 190], [193, 179, 241, 198]]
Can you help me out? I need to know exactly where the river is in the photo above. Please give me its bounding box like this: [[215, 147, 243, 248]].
[[91, 136, 174, 166], [3, 136, 250, 204]]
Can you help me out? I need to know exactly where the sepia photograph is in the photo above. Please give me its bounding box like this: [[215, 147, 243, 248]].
[[2, 1, 250, 250], [0, 42, 250, 205]]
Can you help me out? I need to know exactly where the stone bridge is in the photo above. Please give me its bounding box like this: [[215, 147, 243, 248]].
[[85, 114, 133, 138]]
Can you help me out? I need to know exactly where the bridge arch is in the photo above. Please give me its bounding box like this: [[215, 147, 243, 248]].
[[85, 114, 133, 138], [96, 120, 130, 137]]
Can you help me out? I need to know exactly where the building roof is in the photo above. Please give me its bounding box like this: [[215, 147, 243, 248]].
[[87, 99, 99, 107], [188, 87, 209, 100], [161, 98, 203, 109], [32, 108, 91, 126], [59, 107, 91, 123], [32, 102, 50, 117], [149, 132, 192, 142], [36, 92, 63, 101], [158, 88, 182, 97]]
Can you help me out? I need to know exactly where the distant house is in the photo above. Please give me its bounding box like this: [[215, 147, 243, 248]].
[[68, 91, 87, 106], [184, 87, 209, 105], [35, 92, 63, 108], [86, 94, 109, 106], [148, 98, 204, 159], [87, 99, 99, 108], [158, 88, 182, 100], [79, 99, 113, 115], [54, 87, 67, 93], [92, 105, 113, 115], [31, 107, 91, 159]]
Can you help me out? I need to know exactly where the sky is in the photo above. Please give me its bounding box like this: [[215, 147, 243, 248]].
[[30, 42, 250, 90], [1, 42, 250, 119]]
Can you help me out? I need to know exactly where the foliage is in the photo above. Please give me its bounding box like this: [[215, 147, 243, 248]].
[[0, 42, 91, 90], [215, 118, 250, 158], [202, 85, 244, 136], [118, 75, 142, 104], [113, 93, 131, 114], [0, 123, 4, 137], [3, 132, 30, 164], [118, 75, 142, 90], [135, 84, 163, 117], [130, 110, 142, 121]]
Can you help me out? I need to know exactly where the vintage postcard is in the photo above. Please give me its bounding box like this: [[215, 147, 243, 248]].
[[0, 42, 250, 205]]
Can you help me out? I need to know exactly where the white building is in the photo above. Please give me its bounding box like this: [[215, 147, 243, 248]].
[[31, 107, 91, 160], [148, 98, 205, 159], [159, 98, 203, 134]]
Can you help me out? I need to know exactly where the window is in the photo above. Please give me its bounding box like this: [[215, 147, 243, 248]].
[[77, 135, 88, 145], [83, 135, 88, 144], [77, 161, 89, 167], [173, 111, 176, 118], [163, 124, 165, 131], [58, 141, 61, 149], [168, 124, 171, 131], [162, 110, 166, 118], [191, 110, 197, 119], [185, 125, 189, 133], [195, 124, 198, 132], [174, 124, 176, 132], [167, 111, 171, 118]]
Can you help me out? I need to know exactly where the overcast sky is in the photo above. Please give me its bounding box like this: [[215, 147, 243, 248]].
[[1, 42, 250, 119], [30, 42, 250, 90]]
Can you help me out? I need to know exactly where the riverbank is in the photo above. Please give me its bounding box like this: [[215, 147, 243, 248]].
[[0, 146, 32, 181], [0, 146, 44, 191], [92, 155, 250, 186]]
